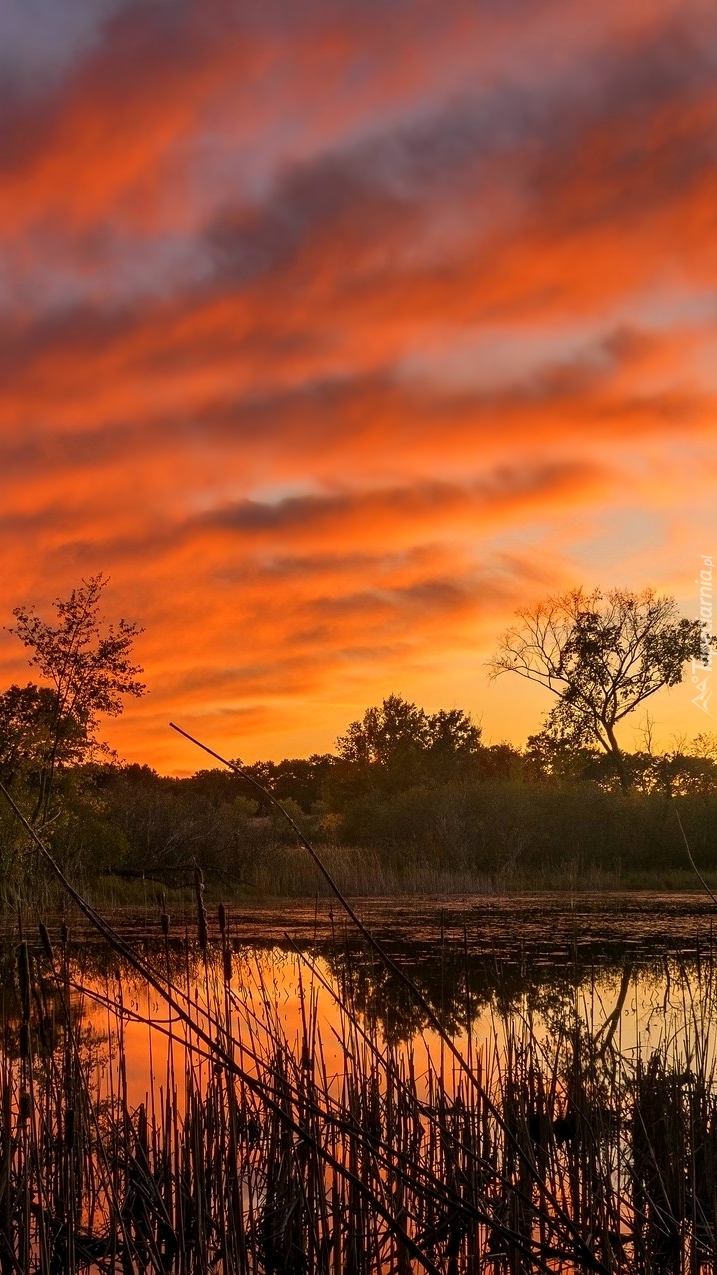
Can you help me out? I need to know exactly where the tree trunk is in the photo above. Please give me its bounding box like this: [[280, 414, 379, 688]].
[[603, 722, 630, 791]]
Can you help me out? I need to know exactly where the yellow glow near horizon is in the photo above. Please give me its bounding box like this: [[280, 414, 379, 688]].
[[0, 0, 714, 772]]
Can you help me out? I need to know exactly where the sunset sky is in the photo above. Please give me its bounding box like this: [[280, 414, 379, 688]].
[[0, 0, 715, 772]]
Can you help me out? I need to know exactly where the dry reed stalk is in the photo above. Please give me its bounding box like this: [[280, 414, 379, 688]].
[[5, 778, 717, 1271]]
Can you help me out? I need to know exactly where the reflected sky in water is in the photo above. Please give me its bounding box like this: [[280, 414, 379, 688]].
[[10, 891, 714, 1109]]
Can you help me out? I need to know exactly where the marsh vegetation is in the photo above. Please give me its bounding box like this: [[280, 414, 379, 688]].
[[2, 892, 717, 1273]]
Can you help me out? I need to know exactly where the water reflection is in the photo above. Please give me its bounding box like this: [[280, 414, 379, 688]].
[[1, 894, 717, 1273], [4, 891, 716, 1059], [1, 896, 710, 1115]]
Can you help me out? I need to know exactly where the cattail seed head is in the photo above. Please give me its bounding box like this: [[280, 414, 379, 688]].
[[38, 923, 54, 963], [194, 865, 208, 953]]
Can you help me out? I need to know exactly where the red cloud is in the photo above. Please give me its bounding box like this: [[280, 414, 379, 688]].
[[0, 0, 714, 767]]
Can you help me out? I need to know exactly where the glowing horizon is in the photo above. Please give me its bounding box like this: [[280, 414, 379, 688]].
[[0, 0, 714, 774]]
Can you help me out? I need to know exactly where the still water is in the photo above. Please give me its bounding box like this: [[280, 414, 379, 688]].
[[16, 891, 717, 1101], [3, 892, 717, 1273]]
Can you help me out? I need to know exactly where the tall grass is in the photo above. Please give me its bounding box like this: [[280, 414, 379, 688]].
[[3, 765, 717, 1273], [2, 909, 717, 1273]]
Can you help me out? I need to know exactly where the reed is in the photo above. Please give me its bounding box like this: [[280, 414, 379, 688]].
[[2, 766, 717, 1273], [0, 913, 715, 1274]]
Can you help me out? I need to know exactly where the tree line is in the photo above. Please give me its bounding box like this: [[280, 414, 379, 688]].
[[0, 576, 715, 898]]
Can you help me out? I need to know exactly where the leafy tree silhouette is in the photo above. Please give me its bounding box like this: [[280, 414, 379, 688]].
[[9, 574, 145, 822], [491, 587, 711, 790]]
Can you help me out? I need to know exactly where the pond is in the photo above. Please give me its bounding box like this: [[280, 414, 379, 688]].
[[2, 891, 717, 1273]]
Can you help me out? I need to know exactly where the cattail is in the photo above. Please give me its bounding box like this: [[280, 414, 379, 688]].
[[60, 921, 69, 947], [223, 947, 233, 985], [38, 922, 54, 963], [65, 1108, 75, 1149], [137, 1103, 149, 1159], [218, 902, 227, 936], [194, 864, 208, 953], [161, 912, 170, 937], [19, 1091, 31, 1123], [16, 941, 30, 1024], [19, 1022, 29, 1061]]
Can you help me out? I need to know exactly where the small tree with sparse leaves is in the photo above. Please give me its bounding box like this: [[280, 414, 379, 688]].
[[490, 587, 712, 790], [9, 574, 145, 822]]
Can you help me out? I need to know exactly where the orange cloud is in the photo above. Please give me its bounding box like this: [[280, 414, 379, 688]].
[[1, 0, 715, 768]]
